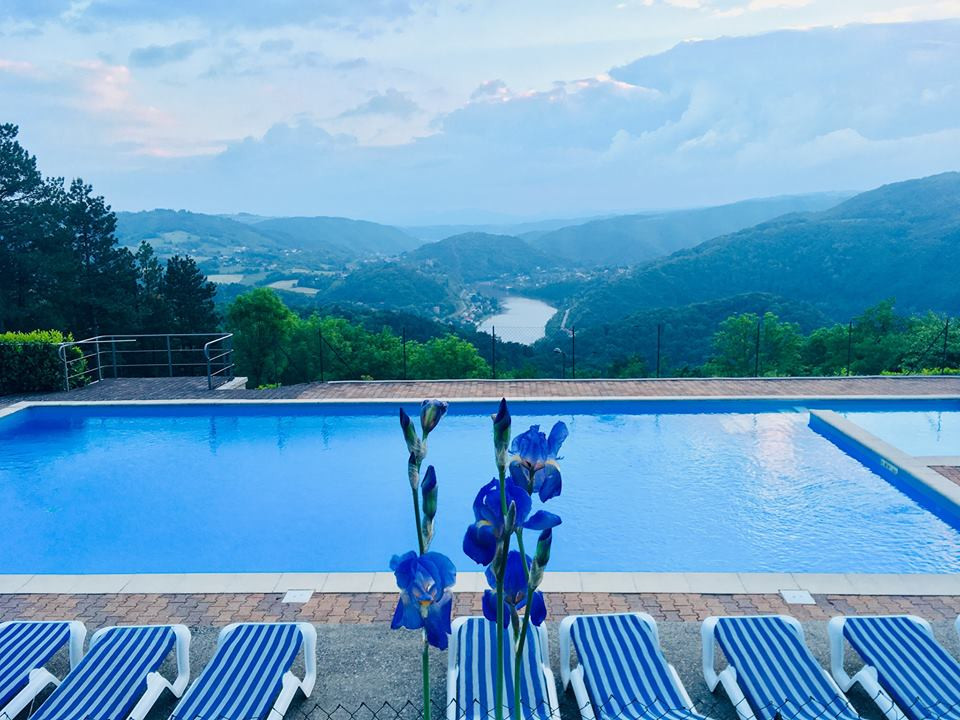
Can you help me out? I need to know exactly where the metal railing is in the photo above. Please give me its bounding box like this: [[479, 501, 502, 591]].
[[57, 333, 234, 391]]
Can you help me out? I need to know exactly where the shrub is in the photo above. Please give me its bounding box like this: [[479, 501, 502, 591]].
[[0, 330, 86, 394]]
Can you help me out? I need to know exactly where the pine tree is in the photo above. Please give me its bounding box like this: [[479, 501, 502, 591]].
[[162, 255, 218, 333]]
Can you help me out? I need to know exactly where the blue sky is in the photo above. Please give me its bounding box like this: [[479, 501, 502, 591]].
[[2, 1, 959, 223]]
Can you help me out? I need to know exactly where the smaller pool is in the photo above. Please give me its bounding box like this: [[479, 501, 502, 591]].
[[839, 405, 960, 457]]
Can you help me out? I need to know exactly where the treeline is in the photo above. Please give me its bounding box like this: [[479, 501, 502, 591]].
[[0, 124, 216, 337], [225, 289, 959, 385]]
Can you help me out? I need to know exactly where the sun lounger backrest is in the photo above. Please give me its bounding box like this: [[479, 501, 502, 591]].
[[456, 617, 551, 720], [715, 616, 852, 720], [570, 614, 688, 720], [31, 625, 176, 720], [0, 621, 71, 708], [171, 623, 304, 720], [843, 615, 960, 720]]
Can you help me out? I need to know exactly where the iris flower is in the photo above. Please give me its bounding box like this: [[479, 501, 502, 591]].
[[481, 551, 547, 627], [420, 399, 448, 437], [390, 550, 457, 650], [508, 422, 568, 502], [462, 478, 561, 566]]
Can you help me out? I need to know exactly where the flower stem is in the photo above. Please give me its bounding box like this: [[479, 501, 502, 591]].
[[513, 588, 535, 720], [496, 463, 509, 720], [422, 632, 431, 720], [412, 484, 425, 555]]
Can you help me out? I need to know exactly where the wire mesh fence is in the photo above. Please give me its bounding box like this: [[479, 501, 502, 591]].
[[307, 315, 959, 383], [10, 691, 950, 720]]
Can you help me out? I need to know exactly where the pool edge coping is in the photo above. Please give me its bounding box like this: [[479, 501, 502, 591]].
[[2, 571, 959, 596]]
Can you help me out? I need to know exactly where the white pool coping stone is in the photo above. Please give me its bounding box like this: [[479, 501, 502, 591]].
[[2, 571, 960, 595]]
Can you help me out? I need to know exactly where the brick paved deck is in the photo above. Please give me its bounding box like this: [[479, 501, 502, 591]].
[[4, 591, 960, 627], [4, 374, 960, 407]]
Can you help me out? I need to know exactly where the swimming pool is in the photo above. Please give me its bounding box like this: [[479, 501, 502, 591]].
[[2, 400, 960, 575], [837, 404, 960, 457]]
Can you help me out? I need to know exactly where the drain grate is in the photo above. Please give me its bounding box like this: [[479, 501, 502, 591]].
[[780, 589, 816, 605], [282, 589, 314, 603]]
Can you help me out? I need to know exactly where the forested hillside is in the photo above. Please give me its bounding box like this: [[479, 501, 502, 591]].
[[566, 173, 960, 326]]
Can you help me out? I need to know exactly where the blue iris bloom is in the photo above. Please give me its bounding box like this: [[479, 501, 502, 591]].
[[390, 550, 457, 650], [462, 478, 561, 566], [508, 422, 568, 502], [481, 551, 547, 627]]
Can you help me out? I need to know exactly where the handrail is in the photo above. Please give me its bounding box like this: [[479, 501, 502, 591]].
[[57, 333, 233, 391]]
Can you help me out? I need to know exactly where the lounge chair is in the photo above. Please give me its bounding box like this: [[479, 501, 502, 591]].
[[559, 612, 706, 720], [0, 620, 85, 720], [702, 615, 857, 720], [447, 616, 560, 720], [829, 614, 960, 720], [29, 624, 190, 720], [170, 622, 316, 720]]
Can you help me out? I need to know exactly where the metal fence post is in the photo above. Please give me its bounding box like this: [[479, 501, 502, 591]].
[[318, 328, 325, 383], [165, 335, 173, 377], [402, 327, 407, 380], [942, 318, 950, 373], [656, 324, 662, 378], [111, 338, 118, 378], [754, 318, 761, 377], [571, 326, 576, 379], [94, 337, 103, 381], [846, 321, 853, 376], [491, 326, 496, 380]]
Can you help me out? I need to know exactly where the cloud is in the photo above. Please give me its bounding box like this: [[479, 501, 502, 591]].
[[18, 19, 960, 223], [333, 57, 370, 71], [259, 38, 294, 54], [338, 88, 421, 118], [128, 40, 203, 68], [2, 0, 439, 30]]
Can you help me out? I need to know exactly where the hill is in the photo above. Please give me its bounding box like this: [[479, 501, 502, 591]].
[[323, 262, 457, 315], [565, 172, 960, 326], [401, 232, 560, 282], [528, 192, 850, 267], [252, 216, 420, 259], [116, 209, 421, 267]]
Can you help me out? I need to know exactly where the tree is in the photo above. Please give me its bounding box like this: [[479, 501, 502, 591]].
[[63, 178, 139, 335], [134, 241, 170, 332], [226, 288, 295, 387], [408, 334, 491, 379], [162, 255, 218, 333], [706, 312, 802, 376]]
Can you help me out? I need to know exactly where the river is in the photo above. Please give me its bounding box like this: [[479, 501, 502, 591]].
[[476, 296, 558, 345]]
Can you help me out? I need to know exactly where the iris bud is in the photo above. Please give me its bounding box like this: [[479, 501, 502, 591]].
[[422, 466, 438, 521], [492, 398, 511, 469], [505, 500, 517, 535], [399, 408, 423, 460], [534, 528, 552, 568], [420, 399, 448, 438]]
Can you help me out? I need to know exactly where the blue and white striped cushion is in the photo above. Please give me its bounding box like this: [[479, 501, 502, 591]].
[[171, 623, 304, 720], [570, 614, 702, 720], [30, 625, 176, 720], [843, 616, 960, 720], [714, 617, 856, 720], [0, 622, 71, 708], [456, 618, 552, 720]]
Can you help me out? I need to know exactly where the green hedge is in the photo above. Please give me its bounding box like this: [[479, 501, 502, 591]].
[[0, 330, 87, 395]]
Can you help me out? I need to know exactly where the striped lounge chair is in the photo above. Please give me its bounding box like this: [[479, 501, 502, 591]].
[[559, 612, 707, 720], [702, 615, 857, 720], [0, 620, 85, 720], [829, 614, 960, 720], [170, 622, 316, 720], [446, 617, 560, 720], [29, 624, 190, 720]]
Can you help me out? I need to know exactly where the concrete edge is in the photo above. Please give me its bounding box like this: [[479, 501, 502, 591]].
[[3, 571, 959, 595], [809, 409, 960, 522]]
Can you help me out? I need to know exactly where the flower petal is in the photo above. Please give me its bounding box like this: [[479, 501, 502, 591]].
[[463, 524, 496, 566], [529, 591, 547, 626], [547, 421, 568, 458], [524, 510, 562, 531], [536, 464, 562, 502]]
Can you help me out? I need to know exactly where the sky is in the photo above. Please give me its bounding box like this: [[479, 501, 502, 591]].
[[2, 0, 960, 223]]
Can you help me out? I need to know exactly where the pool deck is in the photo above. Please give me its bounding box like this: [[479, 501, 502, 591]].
[[3, 375, 960, 628]]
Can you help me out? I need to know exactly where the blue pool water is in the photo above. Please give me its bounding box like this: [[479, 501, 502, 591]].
[[839, 407, 960, 457], [2, 401, 960, 574]]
